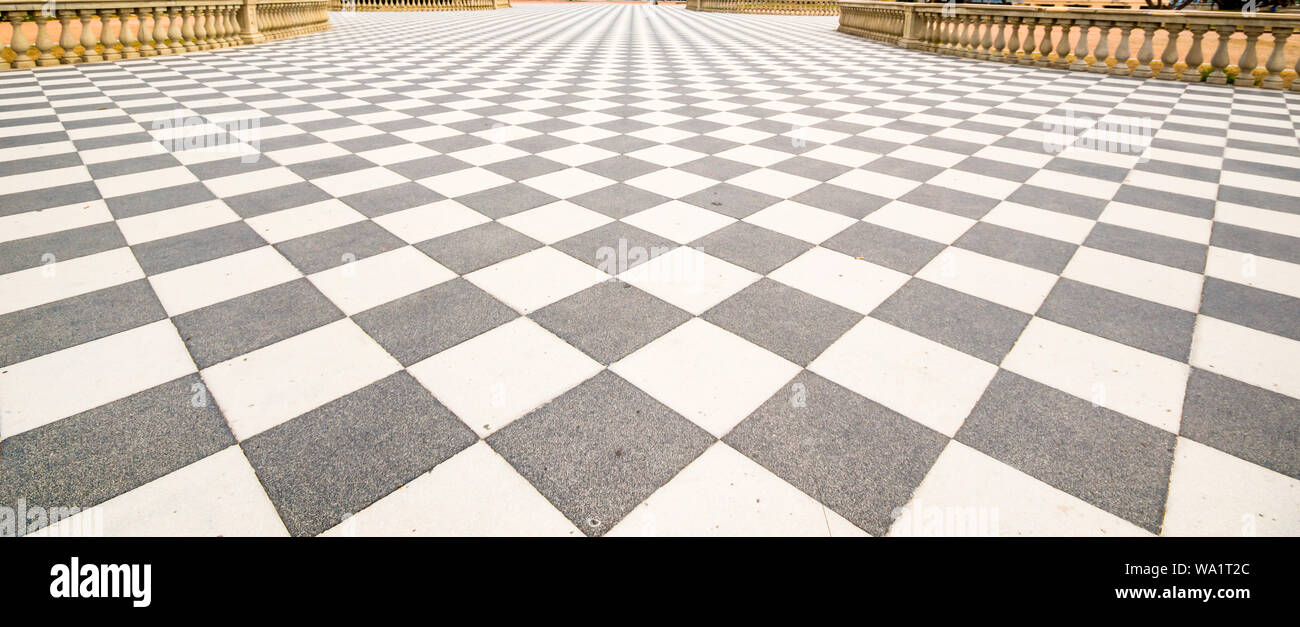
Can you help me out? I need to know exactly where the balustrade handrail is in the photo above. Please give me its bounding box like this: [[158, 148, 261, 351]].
[[838, 0, 1300, 90], [1, 0, 331, 71]]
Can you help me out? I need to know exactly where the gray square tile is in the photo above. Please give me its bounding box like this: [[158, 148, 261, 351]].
[[703, 279, 862, 366], [821, 222, 946, 275], [724, 371, 949, 536], [132, 221, 267, 276], [172, 278, 343, 369], [0, 222, 126, 275], [956, 370, 1176, 533], [1084, 223, 1207, 273], [0, 279, 166, 368], [790, 183, 890, 219], [1005, 184, 1108, 220], [674, 155, 758, 182], [223, 182, 332, 219], [899, 184, 999, 220], [955, 222, 1078, 274], [487, 370, 714, 536], [1210, 223, 1300, 266], [354, 278, 518, 366], [483, 155, 567, 181], [870, 278, 1031, 364], [569, 183, 669, 219], [681, 183, 780, 219], [340, 182, 444, 219], [689, 222, 812, 275], [454, 182, 558, 219], [275, 220, 405, 275], [242, 371, 477, 536], [414, 221, 541, 275], [0, 373, 234, 535], [1180, 367, 1300, 478], [552, 221, 677, 273], [579, 155, 661, 182], [1199, 277, 1300, 342], [531, 280, 691, 364]]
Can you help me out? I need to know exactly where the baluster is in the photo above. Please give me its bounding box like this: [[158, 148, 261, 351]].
[[1036, 19, 1055, 67], [1110, 22, 1133, 76], [978, 18, 994, 61], [7, 12, 34, 69], [1005, 16, 1021, 64], [1071, 21, 1091, 72], [58, 10, 80, 64], [990, 17, 1006, 62], [1236, 26, 1262, 88], [138, 8, 157, 56], [99, 9, 121, 61], [961, 16, 976, 58], [1182, 24, 1207, 82], [1132, 24, 1156, 78], [120, 9, 140, 59], [193, 7, 207, 50], [167, 7, 184, 53], [1260, 27, 1291, 89], [1052, 20, 1072, 69], [214, 5, 229, 47], [1206, 25, 1234, 85], [153, 6, 171, 54], [1156, 24, 1181, 80], [181, 7, 196, 51], [79, 10, 102, 63], [34, 11, 59, 66]]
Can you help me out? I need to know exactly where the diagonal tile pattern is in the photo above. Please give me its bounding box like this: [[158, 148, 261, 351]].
[[1, 6, 1298, 537]]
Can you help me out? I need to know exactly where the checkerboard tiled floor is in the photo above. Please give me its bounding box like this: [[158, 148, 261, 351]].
[[2, 6, 1298, 537]]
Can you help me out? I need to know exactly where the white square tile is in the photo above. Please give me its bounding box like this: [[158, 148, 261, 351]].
[[96, 165, 194, 198], [321, 441, 580, 537], [981, 201, 1095, 245], [1161, 437, 1300, 537], [149, 246, 301, 316], [0, 200, 113, 244], [1097, 202, 1211, 245], [618, 246, 760, 315], [0, 247, 144, 316], [33, 447, 289, 537], [408, 317, 602, 436], [0, 320, 195, 440], [892, 441, 1150, 537], [1203, 246, 1300, 300], [627, 144, 707, 168], [417, 167, 511, 198], [916, 247, 1058, 314], [865, 201, 976, 244], [520, 167, 616, 199], [1062, 246, 1203, 311], [826, 169, 921, 199], [608, 442, 868, 537], [1003, 318, 1189, 431], [611, 318, 800, 437], [743, 200, 855, 244], [537, 144, 618, 167], [357, 142, 439, 166], [310, 167, 408, 198], [1024, 169, 1121, 200], [371, 199, 490, 244], [266, 142, 350, 166], [622, 200, 736, 244], [927, 168, 1021, 200], [244, 199, 366, 244], [465, 246, 609, 314], [809, 317, 998, 436], [726, 168, 819, 199], [308, 246, 455, 315], [202, 318, 401, 440], [625, 168, 718, 198], [768, 246, 910, 314], [116, 200, 241, 246], [714, 145, 790, 168], [448, 143, 530, 166], [1190, 315, 1300, 400], [496, 200, 612, 245]]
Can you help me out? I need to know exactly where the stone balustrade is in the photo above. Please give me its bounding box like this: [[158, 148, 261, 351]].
[[838, 2, 1300, 90], [0, 0, 330, 70], [686, 0, 839, 16], [325, 0, 508, 10]]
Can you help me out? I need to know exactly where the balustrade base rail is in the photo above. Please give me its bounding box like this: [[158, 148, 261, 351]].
[[1, 0, 330, 71], [838, 1, 1300, 90], [326, 0, 509, 10], [686, 0, 839, 16]]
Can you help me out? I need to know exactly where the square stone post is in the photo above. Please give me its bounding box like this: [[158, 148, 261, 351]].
[[240, 0, 265, 44]]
